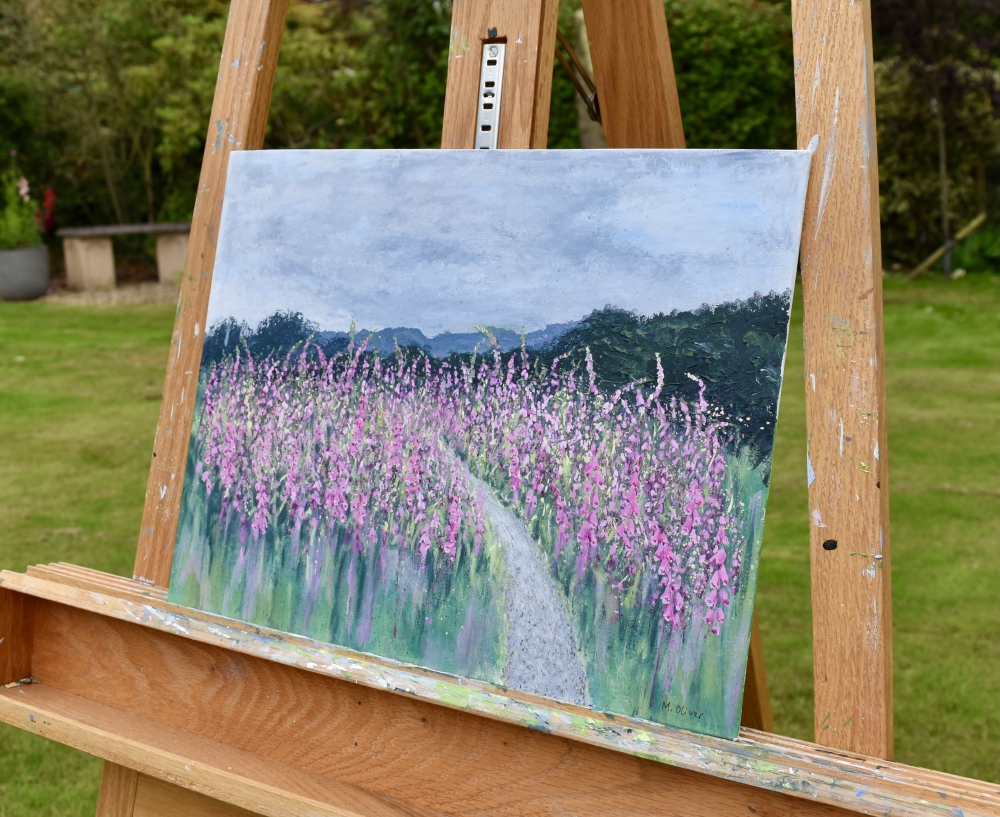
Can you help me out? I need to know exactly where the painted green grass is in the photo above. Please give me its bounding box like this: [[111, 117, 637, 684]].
[[0, 275, 996, 814]]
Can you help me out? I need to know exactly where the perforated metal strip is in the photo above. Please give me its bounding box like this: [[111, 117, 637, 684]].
[[475, 43, 505, 149]]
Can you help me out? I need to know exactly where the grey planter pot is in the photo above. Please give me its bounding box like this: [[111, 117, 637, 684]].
[[0, 245, 50, 301]]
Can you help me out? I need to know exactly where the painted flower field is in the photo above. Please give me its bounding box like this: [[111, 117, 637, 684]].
[[170, 324, 773, 736]]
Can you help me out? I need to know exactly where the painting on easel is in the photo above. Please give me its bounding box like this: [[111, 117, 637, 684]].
[[169, 149, 811, 739]]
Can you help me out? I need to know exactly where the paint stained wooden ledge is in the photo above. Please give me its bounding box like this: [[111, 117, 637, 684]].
[[1, 565, 997, 817]]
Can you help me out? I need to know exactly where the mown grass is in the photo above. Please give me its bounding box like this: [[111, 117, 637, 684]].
[[0, 275, 996, 814], [0, 302, 174, 816]]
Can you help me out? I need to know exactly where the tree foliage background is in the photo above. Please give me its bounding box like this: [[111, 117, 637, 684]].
[[0, 0, 996, 269], [872, 0, 1000, 267]]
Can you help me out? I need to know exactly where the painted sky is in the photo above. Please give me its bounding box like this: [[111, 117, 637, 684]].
[[207, 149, 812, 335]]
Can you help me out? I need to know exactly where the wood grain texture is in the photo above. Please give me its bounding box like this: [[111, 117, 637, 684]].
[[0, 685, 401, 817], [740, 613, 774, 732], [578, 0, 685, 148], [5, 570, 998, 817], [134, 775, 256, 817], [96, 763, 139, 817], [441, 0, 560, 148], [791, 0, 893, 759], [0, 601, 854, 817], [28, 564, 168, 604], [134, 0, 289, 588], [0, 587, 32, 685]]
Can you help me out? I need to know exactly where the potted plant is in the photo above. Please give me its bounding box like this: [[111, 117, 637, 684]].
[[0, 150, 51, 301]]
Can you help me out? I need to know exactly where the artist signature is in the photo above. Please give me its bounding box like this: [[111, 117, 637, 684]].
[[661, 700, 704, 719]]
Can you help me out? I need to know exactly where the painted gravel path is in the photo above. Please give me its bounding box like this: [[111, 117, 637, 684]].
[[468, 473, 590, 706]]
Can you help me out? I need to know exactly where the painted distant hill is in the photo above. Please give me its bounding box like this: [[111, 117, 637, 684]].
[[313, 322, 580, 357]]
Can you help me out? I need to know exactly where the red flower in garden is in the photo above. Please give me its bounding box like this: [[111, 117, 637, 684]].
[[33, 188, 56, 234]]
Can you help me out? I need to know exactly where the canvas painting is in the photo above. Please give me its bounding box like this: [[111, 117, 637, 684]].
[[169, 148, 812, 739]]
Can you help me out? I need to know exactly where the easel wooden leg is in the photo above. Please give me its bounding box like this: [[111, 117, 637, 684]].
[[579, 0, 685, 148], [108, 0, 291, 813], [741, 612, 774, 731], [134, 0, 290, 590], [792, 0, 893, 759], [132, 775, 255, 817], [442, 0, 560, 149], [0, 588, 33, 684], [95, 763, 138, 817]]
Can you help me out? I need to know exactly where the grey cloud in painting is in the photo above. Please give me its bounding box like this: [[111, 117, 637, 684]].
[[207, 149, 812, 335]]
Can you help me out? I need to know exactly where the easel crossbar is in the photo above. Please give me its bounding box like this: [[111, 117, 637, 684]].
[[2, 567, 997, 817]]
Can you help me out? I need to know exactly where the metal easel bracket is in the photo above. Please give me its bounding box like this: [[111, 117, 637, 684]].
[[475, 41, 506, 149]]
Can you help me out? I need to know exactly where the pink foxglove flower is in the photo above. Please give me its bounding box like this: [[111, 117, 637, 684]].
[[192, 336, 744, 634]]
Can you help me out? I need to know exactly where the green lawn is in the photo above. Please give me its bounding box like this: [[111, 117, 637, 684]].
[[0, 303, 174, 816], [0, 275, 997, 814]]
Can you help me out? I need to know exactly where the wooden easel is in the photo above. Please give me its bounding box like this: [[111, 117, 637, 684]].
[[1, 0, 997, 814]]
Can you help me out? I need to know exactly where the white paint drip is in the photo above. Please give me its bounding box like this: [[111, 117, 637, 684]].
[[811, 59, 820, 109], [807, 454, 816, 487], [810, 372, 816, 392], [873, 442, 879, 461], [814, 87, 840, 240], [194, 322, 200, 337], [871, 596, 879, 643], [861, 43, 876, 172], [811, 509, 828, 528]]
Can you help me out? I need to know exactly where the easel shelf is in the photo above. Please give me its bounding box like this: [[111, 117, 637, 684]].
[[2, 565, 997, 817]]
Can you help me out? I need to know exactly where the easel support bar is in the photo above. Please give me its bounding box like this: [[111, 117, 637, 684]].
[[2, 567, 995, 817]]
